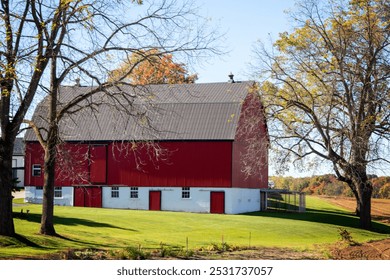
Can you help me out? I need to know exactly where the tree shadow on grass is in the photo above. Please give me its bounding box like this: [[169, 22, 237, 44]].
[[13, 212, 138, 232], [12, 212, 139, 249], [241, 208, 390, 234], [13, 234, 43, 248]]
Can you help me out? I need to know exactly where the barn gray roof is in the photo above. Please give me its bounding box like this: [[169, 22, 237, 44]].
[[25, 81, 256, 142]]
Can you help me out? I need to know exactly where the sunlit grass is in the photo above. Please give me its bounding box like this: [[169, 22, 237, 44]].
[[1, 196, 389, 259]]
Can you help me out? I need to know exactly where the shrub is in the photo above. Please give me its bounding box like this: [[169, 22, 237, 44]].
[[338, 228, 359, 246], [118, 246, 150, 260]]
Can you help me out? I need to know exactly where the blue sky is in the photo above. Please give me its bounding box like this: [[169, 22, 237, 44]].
[[195, 0, 296, 83], [194, 1, 389, 177], [195, 0, 330, 177]]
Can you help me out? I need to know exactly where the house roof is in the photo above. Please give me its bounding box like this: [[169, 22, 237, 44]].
[[13, 137, 25, 155], [25, 81, 256, 142]]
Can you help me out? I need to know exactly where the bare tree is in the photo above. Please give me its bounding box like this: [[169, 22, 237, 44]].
[[1, 0, 53, 236], [22, 0, 220, 235], [254, 0, 390, 229]]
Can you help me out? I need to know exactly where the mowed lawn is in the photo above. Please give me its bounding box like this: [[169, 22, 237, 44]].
[[1, 196, 389, 259]]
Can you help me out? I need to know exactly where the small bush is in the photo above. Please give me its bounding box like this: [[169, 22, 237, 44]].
[[116, 246, 150, 260], [338, 228, 359, 246], [157, 243, 194, 259], [159, 243, 178, 258], [207, 242, 237, 252], [60, 248, 108, 260]]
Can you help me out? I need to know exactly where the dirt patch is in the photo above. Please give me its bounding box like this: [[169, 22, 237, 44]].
[[322, 196, 390, 224], [330, 238, 390, 260], [46, 246, 325, 260], [188, 247, 325, 260], [13, 238, 390, 260]]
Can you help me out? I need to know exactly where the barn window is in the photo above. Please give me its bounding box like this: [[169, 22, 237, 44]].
[[182, 187, 190, 199], [111, 187, 119, 198], [130, 187, 138, 198], [54, 187, 62, 198], [32, 164, 41, 177], [36, 186, 43, 190]]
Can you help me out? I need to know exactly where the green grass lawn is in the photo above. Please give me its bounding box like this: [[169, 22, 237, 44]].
[[1, 196, 389, 259]]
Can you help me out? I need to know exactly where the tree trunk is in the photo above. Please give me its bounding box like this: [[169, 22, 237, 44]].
[[40, 141, 57, 236], [351, 188, 361, 216], [0, 141, 15, 236], [350, 171, 372, 230], [358, 183, 372, 230]]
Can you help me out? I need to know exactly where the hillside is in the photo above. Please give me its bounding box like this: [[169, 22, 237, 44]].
[[270, 174, 390, 199]]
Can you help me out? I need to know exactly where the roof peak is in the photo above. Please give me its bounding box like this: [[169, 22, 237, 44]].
[[60, 80, 253, 88]]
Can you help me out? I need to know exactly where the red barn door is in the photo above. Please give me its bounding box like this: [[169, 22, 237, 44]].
[[90, 145, 107, 184], [74, 186, 102, 208], [74, 187, 85, 207], [149, 191, 161, 211], [210, 192, 225, 214], [85, 187, 102, 208]]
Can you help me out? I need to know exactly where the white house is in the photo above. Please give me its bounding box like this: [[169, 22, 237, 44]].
[[12, 137, 25, 188]]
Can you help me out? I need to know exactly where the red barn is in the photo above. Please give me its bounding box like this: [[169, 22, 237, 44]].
[[24, 81, 268, 214]]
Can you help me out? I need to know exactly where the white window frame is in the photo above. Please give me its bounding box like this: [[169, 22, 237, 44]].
[[54, 187, 62, 198], [111, 186, 119, 198], [130, 187, 139, 199], [182, 187, 190, 199], [32, 164, 41, 177]]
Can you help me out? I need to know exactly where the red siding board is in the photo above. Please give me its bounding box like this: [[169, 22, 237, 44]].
[[25, 142, 44, 186], [74, 187, 85, 207], [26, 141, 234, 188], [55, 144, 90, 186], [90, 145, 107, 184], [232, 93, 268, 189], [107, 141, 232, 187], [25, 142, 91, 187]]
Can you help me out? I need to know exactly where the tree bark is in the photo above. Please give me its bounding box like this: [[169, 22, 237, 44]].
[[357, 181, 372, 230], [351, 187, 361, 216], [40, 67, 59, 235], [40, 141, 57, 235], [0, 141, 15, 236], [349, 169, 372, 230]]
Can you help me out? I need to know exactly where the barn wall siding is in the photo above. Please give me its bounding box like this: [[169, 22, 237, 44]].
[[107, 141, 233, 187], [90, 145, 107, 184], [232, 92, 268, 189], [18, 186, 262, 214], [102, 187, 150, 209], [25, 141, 234, 188], [24, 142, 91, 187], [101, 187, 262, 213], [225, 188, 261, 214], [24, 186, 73, 206], [24, 143, 44, 187], [102, 187, 212, 211]]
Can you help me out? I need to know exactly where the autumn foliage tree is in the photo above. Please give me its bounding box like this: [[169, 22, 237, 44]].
[[271, 175, 390, 198], [255, 0, 390, 229], [108, 49, 198, 84]]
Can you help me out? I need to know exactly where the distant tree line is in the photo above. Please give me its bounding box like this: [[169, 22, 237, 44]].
[[270, 175, 390, 199]]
